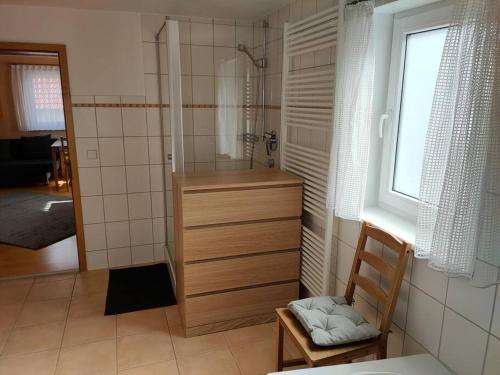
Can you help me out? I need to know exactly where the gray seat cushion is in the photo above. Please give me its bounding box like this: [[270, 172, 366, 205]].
[[288, 296, 381, 346]]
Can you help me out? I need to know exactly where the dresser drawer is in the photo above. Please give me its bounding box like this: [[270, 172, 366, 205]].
[[184, 251, 300, 295], [182, 186, 302, 227], [185, 282, 299, 327], [183, 219, 301, 262]]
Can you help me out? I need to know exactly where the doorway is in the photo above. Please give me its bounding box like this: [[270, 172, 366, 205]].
[[0, 42, 86, 277]]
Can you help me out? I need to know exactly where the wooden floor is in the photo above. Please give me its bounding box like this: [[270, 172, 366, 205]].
[[0, 181, 79, 279]]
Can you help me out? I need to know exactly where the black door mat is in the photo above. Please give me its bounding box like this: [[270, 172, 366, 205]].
[[105, 263, 176, 315]]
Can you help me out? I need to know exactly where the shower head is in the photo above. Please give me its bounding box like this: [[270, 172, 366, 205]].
[[236, 43, 266, 69]]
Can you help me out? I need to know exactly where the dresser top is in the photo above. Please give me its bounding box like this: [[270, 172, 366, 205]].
[[173, 169, 303, 191]]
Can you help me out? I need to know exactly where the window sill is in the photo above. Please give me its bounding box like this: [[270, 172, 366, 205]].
[[361, 206, 416, 248]]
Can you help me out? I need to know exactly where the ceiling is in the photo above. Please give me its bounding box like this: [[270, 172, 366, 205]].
[[0, 0, 290, 19]]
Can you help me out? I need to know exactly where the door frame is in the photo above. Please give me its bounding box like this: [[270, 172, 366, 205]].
[[0, 41, 87, 271]]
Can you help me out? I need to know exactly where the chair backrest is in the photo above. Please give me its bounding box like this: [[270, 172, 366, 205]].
[[344, 221, 409, 336]]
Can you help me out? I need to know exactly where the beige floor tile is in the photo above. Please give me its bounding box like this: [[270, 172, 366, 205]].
[[231, 336, 276, 375], [16, 298, 70, 327], [35, 273, 76, 284], [26, 279, 75, 302], [171, 327, 229, 359], [0, 303, 23, 331], [0, 283, 31, 307], [0, 349, 59, 375], [117, 308, 168, 337], [73, 273, 108, 296], [1, 321, 65, 356], [0, 329, 9, 354], [117, 331, 175, 370], [225, 323, 275, 348], [62, 313, 116, 347], [68, 292, 107, 319], [165, 305, 181, 329], [177, 348, 240, 375], [77, 269, 109, 279], [56, 339, 116, 375], [118, 360, 179, 375]]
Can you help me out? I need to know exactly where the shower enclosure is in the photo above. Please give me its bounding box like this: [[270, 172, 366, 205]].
[[153, 18, 277, 285]]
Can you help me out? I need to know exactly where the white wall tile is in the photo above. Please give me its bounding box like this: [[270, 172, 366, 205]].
[[190, 22, 214, 45], [131, 244, 154, 264], [180, 45, 192, 75], [183, 136, 194, 163], [214, 48, 236, 76], [108, 247, 132, 268], [149, 165, 165, 192], [83, 223, 106, 251], [151, 191, 166, 218], [181, 75, 193, 105], [236, 26, 253, 47], [214, 24, 235, 47], [147, 137, 163, 165], [402, 334, 428, 356], [411, 258, 448, 303], [146, 107, 161, 136], [122, 108, 147, 136], [166, 191, 173, 217], [439, 308, 488, 375], [387, 324, 404, 358], [105, 221, 130, 249], [191, 46, 214, 76], [336, 241, 355, 284], [98, 138, 125, 167], [76, 138, 100, 168], [193, 108, 215, 135], [124, 137, 149, 165], [446, 275, 496, 330], [193, 136, 215, 162], [73, 107, 97, 138], [126, 166, 151, 193], [103, 194, 129, 222], [144, 74, 168, 104], [338, 219, 361, 248], [406, 286, 444, 355], [166, 217, 174, 243], [130, 219, 153, 246], [483, 335, 500, 375], [192, 76, 214, 104], [78, 167, 102, 196], [128, 193, 152, 220], [96, 108, 123, 137], [101, 166, 127, 195], [86, 250, 109, 271], [154, 243, 166, 261], [81, 196, 104, 224], [491, 286, 500, 338], [152, 217, 165, 244], [179, 21, 191, 44], [95, 95, 120, 104]]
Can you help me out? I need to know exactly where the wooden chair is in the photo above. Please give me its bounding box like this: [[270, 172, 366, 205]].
[[59, 137, 71, 192], [276, 222, 410, 370]]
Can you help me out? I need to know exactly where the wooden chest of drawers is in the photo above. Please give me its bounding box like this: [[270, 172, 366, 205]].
[[172, 169, 303, 337]]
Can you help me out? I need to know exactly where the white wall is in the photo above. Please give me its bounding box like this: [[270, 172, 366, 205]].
[[0, 5, 145, 96]]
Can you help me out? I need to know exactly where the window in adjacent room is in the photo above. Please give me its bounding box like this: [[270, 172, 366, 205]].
[[11, 64, 65, 131]]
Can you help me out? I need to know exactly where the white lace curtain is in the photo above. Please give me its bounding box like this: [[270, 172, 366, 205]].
[[415, 0, 500, 286], [326, 0, 375, 220], [11, 65, 65, 132]]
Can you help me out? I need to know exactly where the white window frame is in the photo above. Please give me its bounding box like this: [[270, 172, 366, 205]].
[[378, 2, 453, 222]]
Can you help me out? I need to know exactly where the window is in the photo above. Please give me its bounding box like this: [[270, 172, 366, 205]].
[[11, 65, 65, 132], [378, 4, 452, 220]]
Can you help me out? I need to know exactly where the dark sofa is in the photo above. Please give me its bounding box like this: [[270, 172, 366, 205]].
[[0, 135, 55, 187]]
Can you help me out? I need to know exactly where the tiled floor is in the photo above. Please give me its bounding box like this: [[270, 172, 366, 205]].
[[0, 270, 303, 375]]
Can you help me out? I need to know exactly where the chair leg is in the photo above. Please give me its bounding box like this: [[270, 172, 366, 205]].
[[276, 318, 284, 371], [377, 344, 387, 360]]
